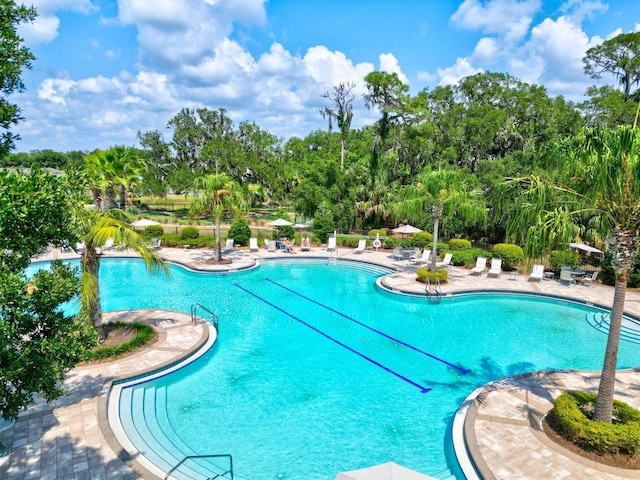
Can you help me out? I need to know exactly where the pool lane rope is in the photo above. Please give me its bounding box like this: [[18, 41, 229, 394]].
[[234, 283, 432, 394], [266, 278, 471, 375]]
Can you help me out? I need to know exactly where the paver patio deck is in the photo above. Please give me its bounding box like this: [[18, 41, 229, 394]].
[[1, 244, 639, 479]]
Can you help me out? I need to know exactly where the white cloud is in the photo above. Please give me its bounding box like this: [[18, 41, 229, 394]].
[[437, 58, 484, 86], [379, 53, 408, 85], [38, 78, 75, 106], [559, 0, 607, 24], [472, 37, 500, 64], [19, 0, 96, 45], [451, 0, 541, 43]]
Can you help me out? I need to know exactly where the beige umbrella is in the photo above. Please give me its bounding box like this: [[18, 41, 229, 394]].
[[268, 218, 293, 226], [131, 218, 160, 227]]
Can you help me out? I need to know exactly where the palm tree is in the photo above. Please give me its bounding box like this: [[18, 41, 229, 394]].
[[77, 209, 167, 338], [189, 173, 247, 262], [507, 125, 640, 422], [394, 169, 487, 272]]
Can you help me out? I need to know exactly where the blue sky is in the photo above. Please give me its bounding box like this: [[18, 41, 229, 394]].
[[12, 0, 640, 152]]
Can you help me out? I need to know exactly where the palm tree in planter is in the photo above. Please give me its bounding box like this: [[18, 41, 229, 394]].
[[508, 125, 640, 423], [394, 169, 487, 273], [189, 173, 247, 262]]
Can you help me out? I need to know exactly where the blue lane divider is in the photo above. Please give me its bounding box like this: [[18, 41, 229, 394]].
[[234, 283, 432, 394], [266, 277, 471, 375]]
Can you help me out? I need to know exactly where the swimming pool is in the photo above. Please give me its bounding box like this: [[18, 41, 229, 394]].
[[30, 258, 640, 479]]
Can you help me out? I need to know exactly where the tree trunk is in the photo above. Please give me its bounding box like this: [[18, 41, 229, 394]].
[[119, 184, 127, 211], [340, 137, 345, 171], [215, 218, 222, 262], [430, 204, 443, 273], [82, 247, 104, 339]]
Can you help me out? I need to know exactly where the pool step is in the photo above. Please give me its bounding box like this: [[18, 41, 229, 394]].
[[586, 313, 640, 345]]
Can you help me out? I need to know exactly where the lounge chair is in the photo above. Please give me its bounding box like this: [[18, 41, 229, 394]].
[[327, 236, 337, 252], [528, 264, 544, 282], [151, 238, 162, 250], [487, 258, 502, 278], [559, 268, 575, 286], [221, 238, 234, 253], [300, 237, 311, 251], [354, 239, 366, 254], [580, 270, 598, 287], [411, 249, 431, 265], [266, 239, 277, 252], [249, 237, 259, 252], [469, 257, 487, 275], [436, 252, 453, 268]]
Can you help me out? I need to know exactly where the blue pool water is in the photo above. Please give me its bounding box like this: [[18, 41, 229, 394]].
[[29, 258, 640, 479]]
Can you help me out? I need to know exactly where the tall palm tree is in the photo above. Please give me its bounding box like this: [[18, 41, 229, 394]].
[[394, 169, 487, 272], [508, 125, 640, 422], [76, 209, 167, 338], [190, 173, 247, 262]]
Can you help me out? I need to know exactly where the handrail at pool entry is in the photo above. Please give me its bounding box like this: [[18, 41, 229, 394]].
[[265, 278, 469, 375], [191, 302, 218, 330], [164, 453, 234, 479]]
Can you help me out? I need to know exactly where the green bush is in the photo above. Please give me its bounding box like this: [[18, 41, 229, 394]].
[[144, 224, 164, 238], [448, 238, 472, 251], [411, 232, 433, 248], [492, 243, 524, 270], [552, 391, 640, 455], [549, 250, 580, 271], [338, 236, 361, 248], [228, 219, 251, 246], [384, 237, 397, 248], [273, 225, 295, 241], [369, 229, 387, 237], [180, 226, 200, 240], [416, 267, 449, 283], [451, 248, 492, 267], [160, 234, 216, 248], [91, 322, 155, 360]]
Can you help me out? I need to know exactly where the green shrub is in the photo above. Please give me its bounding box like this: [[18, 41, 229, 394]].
[[180, 226, 200, 240], [228, 219, 251, 246], [338, 237, 361, 248], [448, 238, 472, 251], [549, 250, 580, 271], [384, 237, 397, 248], [144, 224, 164, 238], [91, 322, 155, 360], [273, 225, 295, 241], [552, 391, 640, 455], [369, 229, 386, 237], [451, 248, 492, 267], [411, 232, 433, 248], [492, 243, 524, 270], [416, 268, 449, 283], [159, 234, 216, 248]]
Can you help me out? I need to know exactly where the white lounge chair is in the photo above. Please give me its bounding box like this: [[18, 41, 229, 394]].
[[221, 238, 234, 253], [559, 268, 575, 286], [151, 238, 162, 250], [436, 252, 453, 268], [580, 270, 598, 287], [411, 249, 431, 265], [487, 258, 502, 278], [528, 264, 544, 282], [327, 236, 337, 252], [354, 239, 366, 254], [469, 257, 487, 275], [266, 239, 277, 252], [300, 237, 311, 251], [249, 237, 259, 252]]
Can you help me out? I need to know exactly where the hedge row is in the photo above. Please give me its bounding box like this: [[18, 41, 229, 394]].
[[91, 322, 156, 361]]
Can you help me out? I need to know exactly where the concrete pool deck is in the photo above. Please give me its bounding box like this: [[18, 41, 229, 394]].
[[1, 245, 640, 479]]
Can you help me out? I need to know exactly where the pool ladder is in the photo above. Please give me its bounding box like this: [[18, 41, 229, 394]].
[[164, 454, 234, 479], [425, 278, 442, 304], [191, 303, 219, 331]]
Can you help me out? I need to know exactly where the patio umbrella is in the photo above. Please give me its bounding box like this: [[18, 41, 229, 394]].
[[131, 218, 160, 227], [569, 242, 603, 254], [392, 224, 422, 238], [268, 218, 293, 226]]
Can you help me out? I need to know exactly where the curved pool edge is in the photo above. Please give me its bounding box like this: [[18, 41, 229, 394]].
[[97, 312, 216, 480], [454, 368, 640, 480]]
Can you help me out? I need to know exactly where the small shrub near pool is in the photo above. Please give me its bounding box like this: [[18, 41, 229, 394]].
[[416, 267, 449, 283], [552, 391, 640, 456], [91, 322, 156, 361]]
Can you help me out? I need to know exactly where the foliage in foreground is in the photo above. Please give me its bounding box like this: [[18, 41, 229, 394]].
[[416, 268, 449, 283], [90, 322, 155, 361], [552, 391, 640, 455]]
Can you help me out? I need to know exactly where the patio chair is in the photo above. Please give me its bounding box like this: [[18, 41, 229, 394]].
[[528, 264, 544, 282], [300, 237, 311, 251], [469, 257, 487, 275], [436, 252, 453, 268], [221, 238, 234, 253], [249, 237, 259, 252], [559, 268, 576, 286], [353, 239, 366, 254], [411, 249, 431, 265], [580, 270, 599, 287], [391, 246, 402, 260], [265, 239, 277, 252], [151, 238, 162, 250], [487, 258, 502, 278], [327, 236, 337, 252]]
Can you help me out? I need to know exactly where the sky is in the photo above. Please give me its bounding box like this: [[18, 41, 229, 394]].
[[10, 0, 640, 153]]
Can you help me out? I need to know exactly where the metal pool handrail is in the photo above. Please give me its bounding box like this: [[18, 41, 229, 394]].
[[190, 302, 218, 331], [164, 453, 234, 479]]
